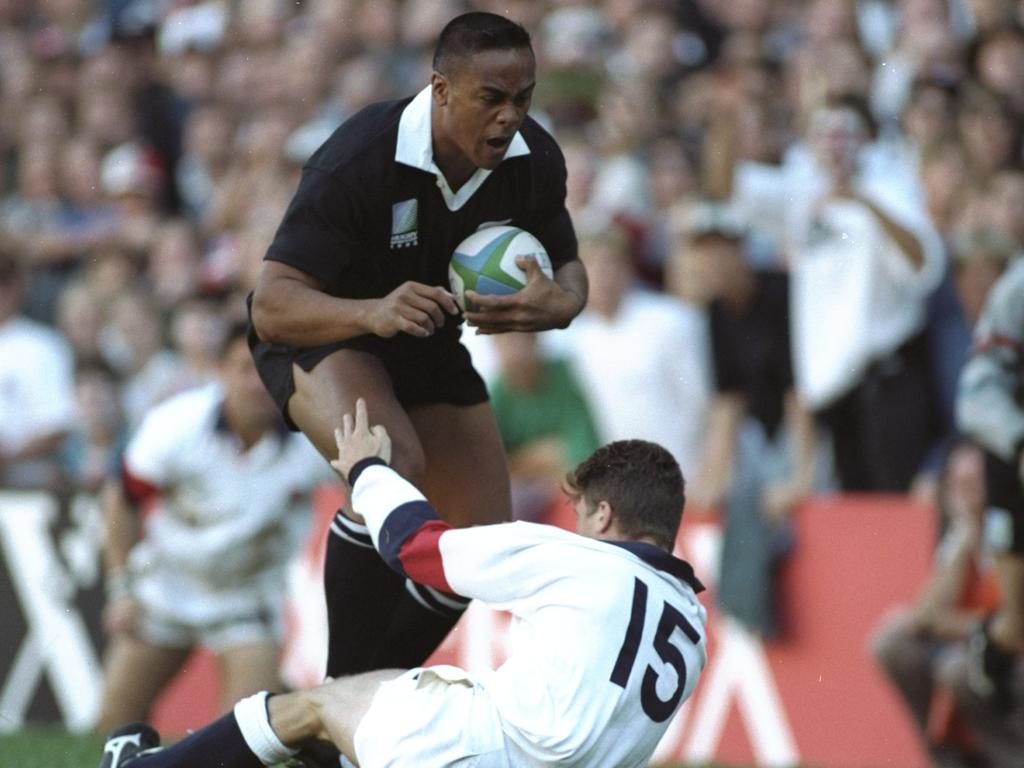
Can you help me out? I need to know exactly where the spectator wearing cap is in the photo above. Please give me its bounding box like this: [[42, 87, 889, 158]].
[[675, 201, 822, 636], [0, 247, 76, 489]]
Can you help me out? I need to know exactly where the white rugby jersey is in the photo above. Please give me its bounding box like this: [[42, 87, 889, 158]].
[[350, 458, 708, 768], [122, 383, 331, 623]]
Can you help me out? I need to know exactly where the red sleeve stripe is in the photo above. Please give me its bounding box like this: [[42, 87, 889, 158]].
[[378, 500, 454, 593], [396, 520, 453, 593], [122, 462, 161, 506]]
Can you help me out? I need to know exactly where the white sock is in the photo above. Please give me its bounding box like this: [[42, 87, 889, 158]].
[[233, 691, 298, 766]]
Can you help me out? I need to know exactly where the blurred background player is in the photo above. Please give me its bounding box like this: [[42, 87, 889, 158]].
[[97, 401, 706, 768], [96, 320, 329, 731], [248, 12, 587, 677]]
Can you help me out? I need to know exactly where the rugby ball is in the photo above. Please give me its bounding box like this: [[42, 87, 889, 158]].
[[449, 226, 554, 312]]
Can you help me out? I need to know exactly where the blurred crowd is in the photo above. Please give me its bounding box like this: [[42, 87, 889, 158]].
[[1, 0, 1023, 762]]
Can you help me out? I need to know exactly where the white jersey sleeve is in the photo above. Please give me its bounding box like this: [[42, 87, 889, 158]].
[[122, 384, 220, 491]]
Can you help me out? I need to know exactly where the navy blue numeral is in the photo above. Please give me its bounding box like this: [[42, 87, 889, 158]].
[[610, 578, 648, 686], [610, 577, 700, 723]]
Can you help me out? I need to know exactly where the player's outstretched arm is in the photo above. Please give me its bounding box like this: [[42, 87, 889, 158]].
[[252, 261, 460, 345], [464, 258, 587, 334]]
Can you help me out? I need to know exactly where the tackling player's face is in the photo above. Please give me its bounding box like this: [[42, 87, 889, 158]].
[[432, 46, 536, 172]]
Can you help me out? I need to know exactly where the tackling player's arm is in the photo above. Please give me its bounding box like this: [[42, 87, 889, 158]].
[[331, 399, 544, 602]]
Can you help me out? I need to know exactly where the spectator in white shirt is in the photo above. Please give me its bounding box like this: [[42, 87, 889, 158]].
[[0, 247, 76, 488], [565, 225, 711, 479], [790, 94, 944, 491]]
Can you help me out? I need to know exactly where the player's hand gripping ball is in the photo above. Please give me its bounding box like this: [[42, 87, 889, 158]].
[[448, 226, 554, 312]]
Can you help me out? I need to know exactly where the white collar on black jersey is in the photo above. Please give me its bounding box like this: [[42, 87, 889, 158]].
[[395, 85, 530, 212]]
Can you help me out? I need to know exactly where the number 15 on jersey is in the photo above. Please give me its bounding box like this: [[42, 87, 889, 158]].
[[610, 577, 703, 723]]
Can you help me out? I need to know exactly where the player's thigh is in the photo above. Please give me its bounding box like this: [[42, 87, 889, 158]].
[[217, 640, 282, 713], [97, 636, 190, 730], [347, 667, 507, 767], [287, 348, 426, 481], [409, 402, 512, 527], [308, 669, 405, 762]]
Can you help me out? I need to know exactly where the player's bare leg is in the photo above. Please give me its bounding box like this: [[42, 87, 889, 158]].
[[287, 350, 426, 485], [409, 401, 513, 526], [96, 637, 189, 731], [217, 641, 281, 714], [286, 348, 469, 675]]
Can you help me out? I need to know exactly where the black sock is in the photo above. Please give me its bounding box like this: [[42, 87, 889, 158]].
[[324, 511, 406, 677], [129, 714, 262, 768], [371, 580, 470, 668]]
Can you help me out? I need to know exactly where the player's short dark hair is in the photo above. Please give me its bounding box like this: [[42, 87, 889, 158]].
[[565, 440, 685, 551], [433, 12, 532, 78]]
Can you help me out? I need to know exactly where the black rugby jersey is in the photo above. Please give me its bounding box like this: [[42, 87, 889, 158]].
[[265, 86, 578, 343]]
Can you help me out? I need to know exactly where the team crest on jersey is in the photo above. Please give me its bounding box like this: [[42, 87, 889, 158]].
[[390, 198, 419, 249]]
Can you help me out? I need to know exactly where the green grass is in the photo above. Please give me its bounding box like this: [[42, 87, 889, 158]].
[[0, 727, 733, 767], [0, 727, 107, 768]]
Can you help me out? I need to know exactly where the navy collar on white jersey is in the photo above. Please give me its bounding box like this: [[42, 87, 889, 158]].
[[609, 541, 705, 594]]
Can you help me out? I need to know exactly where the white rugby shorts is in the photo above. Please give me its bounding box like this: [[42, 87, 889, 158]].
[[354, 665, 526, 768]]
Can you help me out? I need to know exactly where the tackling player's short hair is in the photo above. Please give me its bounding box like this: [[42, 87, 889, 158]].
[[565, 440, 685, 551], [433, 12, 532, 78]]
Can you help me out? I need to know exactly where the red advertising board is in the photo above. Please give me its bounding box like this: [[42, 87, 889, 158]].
[[152, 489, 936, 768]]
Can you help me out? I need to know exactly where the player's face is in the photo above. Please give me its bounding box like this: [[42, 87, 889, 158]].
[[433, 46, 536, 172]]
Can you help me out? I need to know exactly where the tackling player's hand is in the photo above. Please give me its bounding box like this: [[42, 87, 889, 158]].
[[368, 281, 460, 338], [464, 257, 584, 334], [331, 398, 392, 480]]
